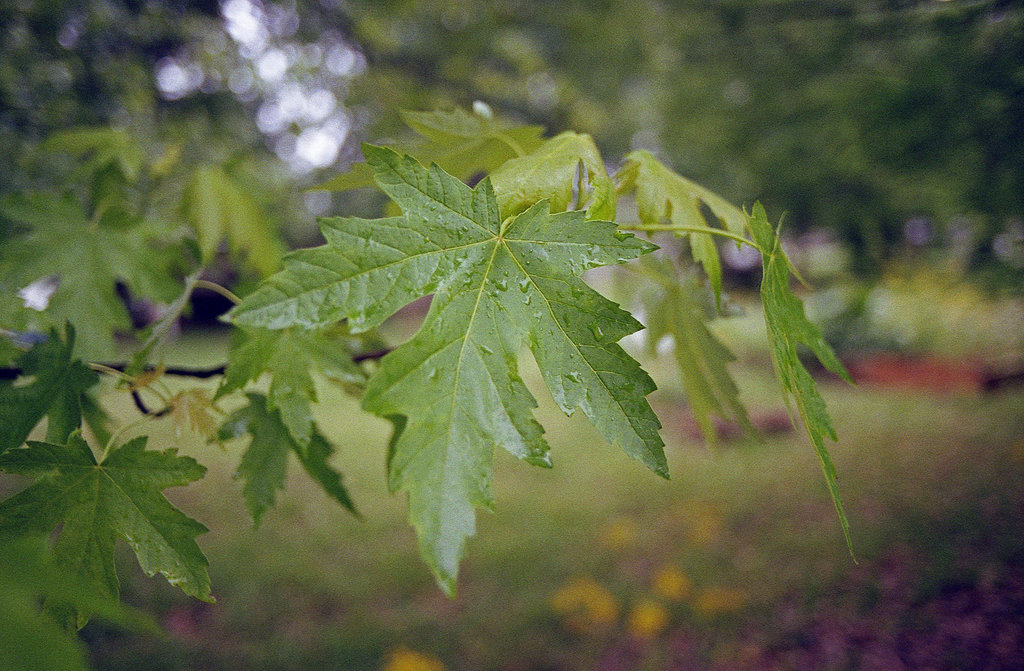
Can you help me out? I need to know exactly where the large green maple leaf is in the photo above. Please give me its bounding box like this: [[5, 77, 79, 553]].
[[0, 434, 212, 628], [0, 192, 176, 359], [229, 145, 664, 592]]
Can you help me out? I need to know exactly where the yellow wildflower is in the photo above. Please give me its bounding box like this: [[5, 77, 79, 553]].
[[694, 587, 747, 616], [382, 647, 446, 671], [651, 565, 691, 601], [627, 599, 669, 640], [682, 502, 723, 547], [597, 516, 638, 551], [551, 577, 619, 632]]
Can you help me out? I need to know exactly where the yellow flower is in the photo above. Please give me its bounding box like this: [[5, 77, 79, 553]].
[[694, 587, 747, 616], [382, 647, 446, 671], [682, 502, 723, 547], [651, 565, 691, 601], [597, 516, 638, 551], [551, 577, 619, 632], [627, 599, 669, 640]]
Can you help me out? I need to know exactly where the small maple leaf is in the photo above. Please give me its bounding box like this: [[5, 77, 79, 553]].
[[0, 327, 97, 455], [167, 389, 219, 440], [217, 326, 365, 446], [228, 145, 664, 592], [0, 433, 211, 628], [218, 393, 356, 525]]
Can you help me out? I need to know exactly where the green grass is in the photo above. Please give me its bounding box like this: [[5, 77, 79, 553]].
[[63, 325, 1024, 670]]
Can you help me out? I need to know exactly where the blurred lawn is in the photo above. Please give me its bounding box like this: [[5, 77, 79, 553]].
[[80, 315, 1024, 670]]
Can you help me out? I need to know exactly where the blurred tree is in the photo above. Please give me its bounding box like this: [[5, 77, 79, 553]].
[[1, 0, 1021, 282], [335, 0, 1024, 281]]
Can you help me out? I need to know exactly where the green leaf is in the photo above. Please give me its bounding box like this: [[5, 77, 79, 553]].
[[0, 537, 90, 670], [217, 326, 365, 446], [0, 433, 212, 628], [129, 271, 201, 374], [641, 259, 754, 446], [747, 203, 854, 553], [617, 150, 748, 306], [0, 536, 154, 670], [40, 127, 144, 182], [0, 192, 177, 359], [229, 145, 663, 593], [218, 393, 356, 525], [489, 131, 616, 220], [181, 165, 283, 276], [0, 327, 97, 456], [316, 107, 544, 192]]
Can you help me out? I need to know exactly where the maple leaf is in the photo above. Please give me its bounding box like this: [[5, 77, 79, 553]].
[[167, 389, 220, 441], [0, 192, 177, 359], [0, 433, 212, 628], [218, 393, 355, 525], [317, 107, 545, 192], [489, 131, 616, 220], [617, 150, 749, 306], [216, 327, 366, 446], [640, 258, 754, 446], [747, 203, 854, 553], [181, 165, 283, 276], [0, 327, 97, 456], [40, 127, 145, 182], [228, 145, 664, 592]]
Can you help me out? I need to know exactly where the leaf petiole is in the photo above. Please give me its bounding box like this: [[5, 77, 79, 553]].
[[620, 224, 760, 250], [194, 280, 242, 305], [493, 131, 526, 158]]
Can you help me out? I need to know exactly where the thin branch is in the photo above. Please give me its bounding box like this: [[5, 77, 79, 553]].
[[352, 348, 392, 363], [1, 348, 393, 382]]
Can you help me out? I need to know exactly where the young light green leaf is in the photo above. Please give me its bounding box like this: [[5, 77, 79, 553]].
[[0, 327, 97, 456], [641, 259, 754, 446], [617, 150, 748, 306], [230, 145, 663, 593], [181, 165, 283, 276], [489, 131, 616, 220], [747, 203, 854, 553], [316, 107, 544, 192], [218, 393, 356, 525], [217, 327, 366, 446], [0, 434, 212, 628], [0, 192, 177, 359], [40, 127, 144, 182]]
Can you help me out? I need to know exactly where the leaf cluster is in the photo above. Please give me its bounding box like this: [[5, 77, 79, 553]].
[[1, 107, 852, 660]]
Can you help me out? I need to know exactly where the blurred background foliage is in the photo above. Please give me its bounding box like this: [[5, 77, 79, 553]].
[[3, 2, 1024, 669], [2, 0, 1022, 286]]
